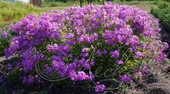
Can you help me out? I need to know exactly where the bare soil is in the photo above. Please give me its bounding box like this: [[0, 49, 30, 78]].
[[126, 58, 170, 94]]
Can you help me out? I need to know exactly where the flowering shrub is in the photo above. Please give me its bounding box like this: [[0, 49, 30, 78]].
[[4, 2, 168, 92]]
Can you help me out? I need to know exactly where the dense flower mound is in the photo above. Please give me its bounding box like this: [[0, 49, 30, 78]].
[[5, 2, 168, 92]]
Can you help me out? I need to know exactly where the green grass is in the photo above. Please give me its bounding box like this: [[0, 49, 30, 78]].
[[42, 1, 104, 7], [116, 1, 164, 12], [42, 1, 80, 7], [41, 0, 167, 12], [0, 0, 103, 27], [0, 1, 52, 27]]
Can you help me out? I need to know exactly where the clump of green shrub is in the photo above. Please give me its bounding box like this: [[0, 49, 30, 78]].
[[158, 2, 169, 9], [151, 3, 170, 32], [163, 0, 170, 2]]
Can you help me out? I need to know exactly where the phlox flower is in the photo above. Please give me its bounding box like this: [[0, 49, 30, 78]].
[[120, 75, 131, 83], [110, 50, 119, 58], [2, 31, 8, 38], [95, 84, 105, 92]]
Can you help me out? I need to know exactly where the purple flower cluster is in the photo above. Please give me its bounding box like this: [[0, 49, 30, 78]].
[[23, 76, 34, 84], [97, 49, 107, 56], [135, 51, 143, 59], [110, 50, 119, 58], [5, 2, 168, 92], [120, 75, 131, 83], [95, 84, 105, 92], [116, 60, 124, 65], [2, 31, 8, 38]]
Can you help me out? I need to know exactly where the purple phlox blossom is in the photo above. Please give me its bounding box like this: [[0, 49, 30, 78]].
[[116, 60, 124, 65], [141, 66, 149, 74], [120, 75, 131, 83], [97, 50, 103, 56], [27, 76, 34, 83], [135, 51, 143, 59], [22, 76, 34, 84], [110, 50, 119, 58], [155, 52, 167, 63], [2, 31, 8, 38], [134, 71, 143, 77], [95, 84, 105, 92], [46, 44, 59, 53]]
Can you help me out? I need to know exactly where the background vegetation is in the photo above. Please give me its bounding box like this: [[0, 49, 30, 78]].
[[151, 2, 170, 32], [0, 1, 51, 27]]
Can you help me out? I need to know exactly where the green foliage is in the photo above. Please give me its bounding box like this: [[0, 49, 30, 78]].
[[0, 1, 50, 27], [163, 0, 170, 2], [42, 0, 103, 7], [158, 2, 169, 8], [151, 3, 170, 32], [0, 37, 9, 55]]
